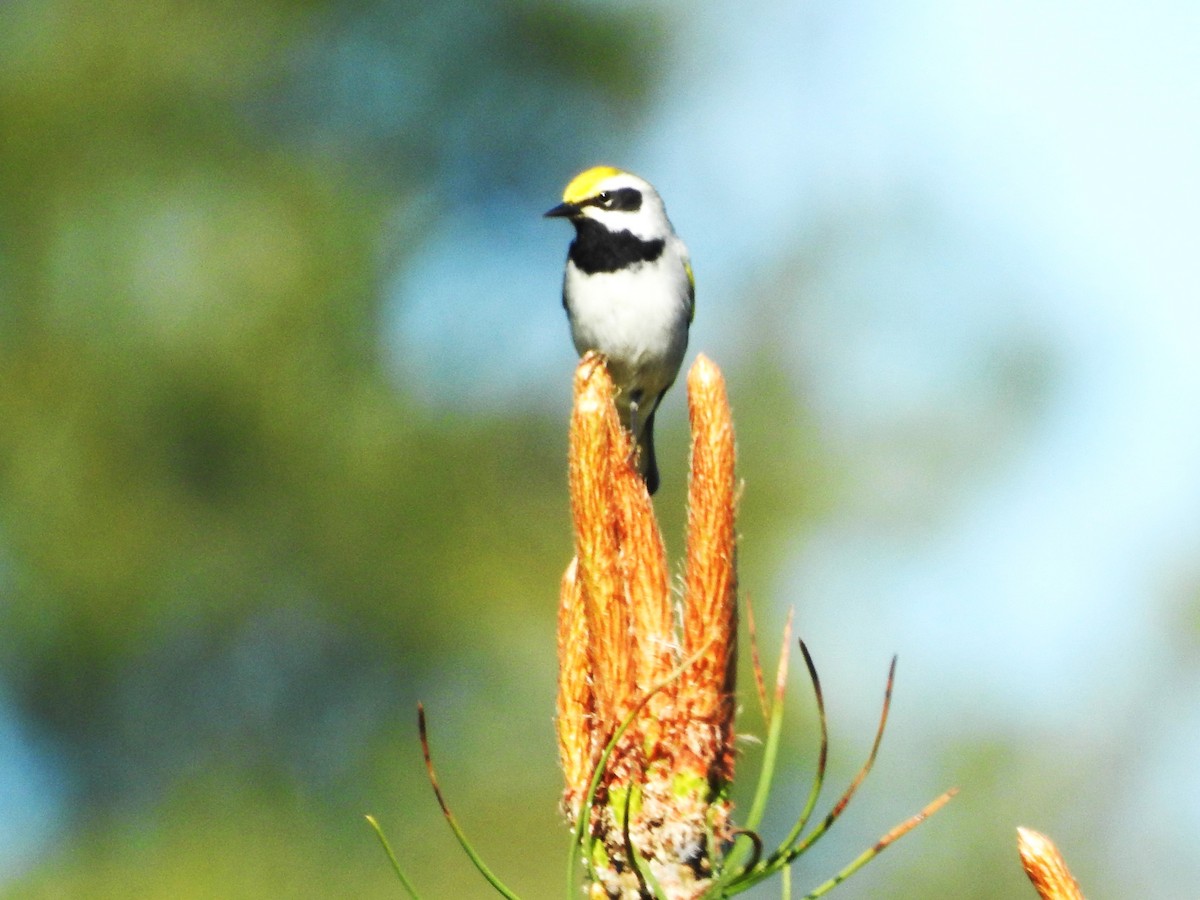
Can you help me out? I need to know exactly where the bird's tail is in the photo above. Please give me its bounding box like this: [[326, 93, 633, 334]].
[[636, 408, 660, 495]]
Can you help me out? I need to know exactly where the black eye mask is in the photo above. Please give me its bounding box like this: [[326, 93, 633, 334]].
[[593, 187, 643, 212]]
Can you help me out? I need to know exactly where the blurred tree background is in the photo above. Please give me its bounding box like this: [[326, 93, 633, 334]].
[[0, 1, 677, 895], [2, 0, 1199, 898]]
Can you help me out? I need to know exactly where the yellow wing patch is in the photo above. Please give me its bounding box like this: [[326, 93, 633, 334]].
[[562, 166, 624, 204], [685, 260, 695, 323]]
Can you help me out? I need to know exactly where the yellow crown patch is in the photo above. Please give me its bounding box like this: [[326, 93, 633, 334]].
[[562, 166, 625, 204]]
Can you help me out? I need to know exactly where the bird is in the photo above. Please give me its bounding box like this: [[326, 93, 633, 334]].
[[545, 166, 694, 495]]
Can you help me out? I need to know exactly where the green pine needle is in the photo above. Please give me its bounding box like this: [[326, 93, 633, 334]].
[[418, 705, 523, 899], [364, 815, 422, 899]]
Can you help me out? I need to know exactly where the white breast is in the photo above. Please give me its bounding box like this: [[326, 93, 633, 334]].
[[563, 238, 692, 405]]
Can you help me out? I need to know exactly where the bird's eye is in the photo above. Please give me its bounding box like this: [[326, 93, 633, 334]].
[[607, 188, 642, 212], [597, 191, 612, 207]]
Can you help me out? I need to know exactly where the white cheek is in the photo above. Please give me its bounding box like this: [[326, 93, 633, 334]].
[[582, 206, 665, 240], [582, 207, 628, 230]]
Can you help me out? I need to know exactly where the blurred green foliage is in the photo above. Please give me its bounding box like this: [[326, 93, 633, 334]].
[[0, 1, 674, 895]]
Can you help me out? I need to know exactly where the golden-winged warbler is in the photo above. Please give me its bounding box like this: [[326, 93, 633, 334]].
[[545, 166, 694, 495]]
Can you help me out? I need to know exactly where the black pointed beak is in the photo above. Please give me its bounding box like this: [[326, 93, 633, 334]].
[[543, 201, 578, 219]]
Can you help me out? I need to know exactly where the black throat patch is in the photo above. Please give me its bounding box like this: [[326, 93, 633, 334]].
[[568, 218, 665, 274]]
